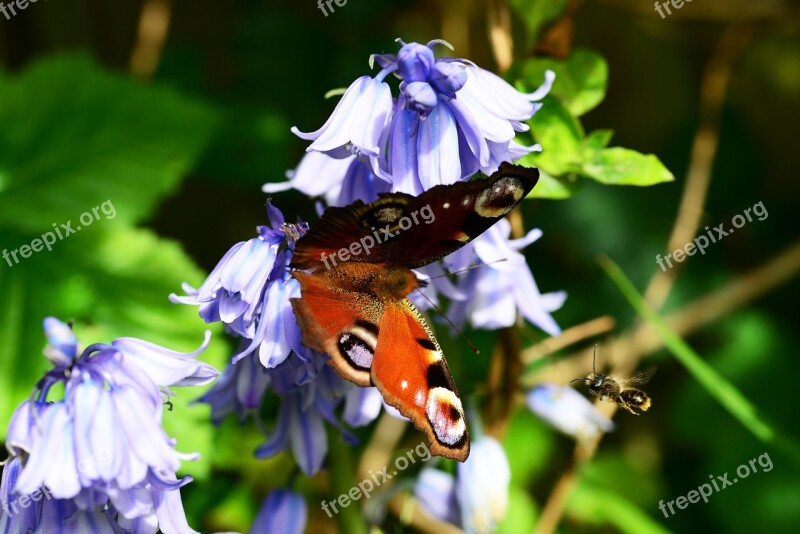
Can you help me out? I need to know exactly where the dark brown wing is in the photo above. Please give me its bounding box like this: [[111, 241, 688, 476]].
[[290, 162, 539, 270]]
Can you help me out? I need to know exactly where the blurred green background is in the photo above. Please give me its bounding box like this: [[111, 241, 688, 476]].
[[0, 0, 798, 532]]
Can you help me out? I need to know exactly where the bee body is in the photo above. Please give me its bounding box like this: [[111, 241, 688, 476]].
[[573, 347, 655, 416]]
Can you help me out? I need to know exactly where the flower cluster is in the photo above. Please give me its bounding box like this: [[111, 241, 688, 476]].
[[268, 39, 554, 203], [0, 318, 218, 533], [172, 203, 382, 476], [265, 38, 565, 336]]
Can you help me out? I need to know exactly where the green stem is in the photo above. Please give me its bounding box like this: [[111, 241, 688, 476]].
[[328, 433, 368, 534], [599, 255, 800, 464]]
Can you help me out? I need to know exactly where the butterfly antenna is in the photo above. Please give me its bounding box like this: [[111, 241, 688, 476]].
[[424, 259, 508, 281], [592, 344, 598, 374], [414, 289, 480, 354]]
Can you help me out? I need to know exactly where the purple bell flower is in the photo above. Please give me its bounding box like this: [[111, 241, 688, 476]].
[[268, 38, 553, 198], [177, 202, 382, 475], [526, 384, 614, 440], [0, 318, 217, 533], [251, 489, 307, 534], [447, 219, 566, 336], [414, 436, 511, 534]]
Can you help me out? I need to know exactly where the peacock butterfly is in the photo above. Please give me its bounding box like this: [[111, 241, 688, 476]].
[[289, 162, 539, 461]]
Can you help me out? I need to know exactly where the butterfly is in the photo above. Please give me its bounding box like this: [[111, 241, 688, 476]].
[[289, 162, 540, 461]]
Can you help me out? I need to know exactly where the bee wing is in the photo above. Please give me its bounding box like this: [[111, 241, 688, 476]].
[[624, 365, 657, 387]]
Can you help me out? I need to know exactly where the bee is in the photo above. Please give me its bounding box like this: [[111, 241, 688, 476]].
[[571, 346, 656, 415]]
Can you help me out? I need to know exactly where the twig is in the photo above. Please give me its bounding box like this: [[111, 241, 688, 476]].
[[487, 0, 514, 72], [521, 316, 616, 364], [533, 24, 753, 534], [129, 0, 172, 81]]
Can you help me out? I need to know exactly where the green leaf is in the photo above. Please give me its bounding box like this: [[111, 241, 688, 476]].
[[583, 129, 614, 154], [581, 147, 674, 186], [507, 0, 568, 49], [496, 485, 539, 534], [520, 49, 608, 116], [567, 483, 671, 534], [598, 256, 800, 465], [0, 55, 225, 478], [524, 95, 584, 176], [0, 53, 219, 232], [526, 169, 577, 200], [0, 225, 228, 477]]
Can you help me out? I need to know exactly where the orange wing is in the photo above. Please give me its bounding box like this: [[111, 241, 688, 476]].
[[371, 300, 469, 461], [290, 268, 469, 461]]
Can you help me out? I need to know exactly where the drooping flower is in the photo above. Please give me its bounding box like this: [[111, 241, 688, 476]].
[[446, 219, 566, 335], [171, 202, 309, 367], [176, 202, 382, 475], [414, 436, 511, 534], [267, 39, 554, 200], [251, 489, 307, 534], [1, 318, 217, 534], [526, 384, 614, 440]]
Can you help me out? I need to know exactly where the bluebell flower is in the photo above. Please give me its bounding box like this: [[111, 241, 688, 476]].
[[251, 489, 307, 534], [414, 436, 511, 534], [177, 203, 382, 474], [267, 39, 553, 198], [252, 351, 369, 476], [446, 219, 566, 336], [197, 341, 270, 424], [526, 384, 614, 440], [171, 202, 309, 366], [1, 318, 217, 533], [264, 152, 392, 208]]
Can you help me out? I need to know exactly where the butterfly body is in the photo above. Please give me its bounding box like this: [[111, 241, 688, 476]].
[[289, 163, 540, 461]]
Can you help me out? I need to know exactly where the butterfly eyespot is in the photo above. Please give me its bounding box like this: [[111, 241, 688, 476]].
[[474, 176, 525, 218], [426, 388, 467, 447], [338, 333, 374, 370], [442, 202, 450, 209]]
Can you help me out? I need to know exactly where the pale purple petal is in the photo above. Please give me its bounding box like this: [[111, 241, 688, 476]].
[[152, 475, 199, 534], [289, 395, 328, 475], [388, 110, 423, 195], [258, 277, 293, 368], [112, 331, 217, 388], [417, 103, 461, 188], [456, 437, 511, 534], [414, 468, 460, 525], [342, 386, 383, 427], [527, 384, 614, 440], [291, 76, 371, 148], [251, 490, 307, 534]]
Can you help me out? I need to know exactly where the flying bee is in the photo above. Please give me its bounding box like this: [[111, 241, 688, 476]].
[[571, 346, 656, 415]]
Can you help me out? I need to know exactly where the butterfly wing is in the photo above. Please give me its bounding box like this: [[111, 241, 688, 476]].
[[290, 270, 382, 387], [290, 162, 539, 270], [371, 299, 469, 461], [290, 267, 469, 461]]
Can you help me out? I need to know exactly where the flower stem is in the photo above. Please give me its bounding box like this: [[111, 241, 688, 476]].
[[328, 433, 368, 534]]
